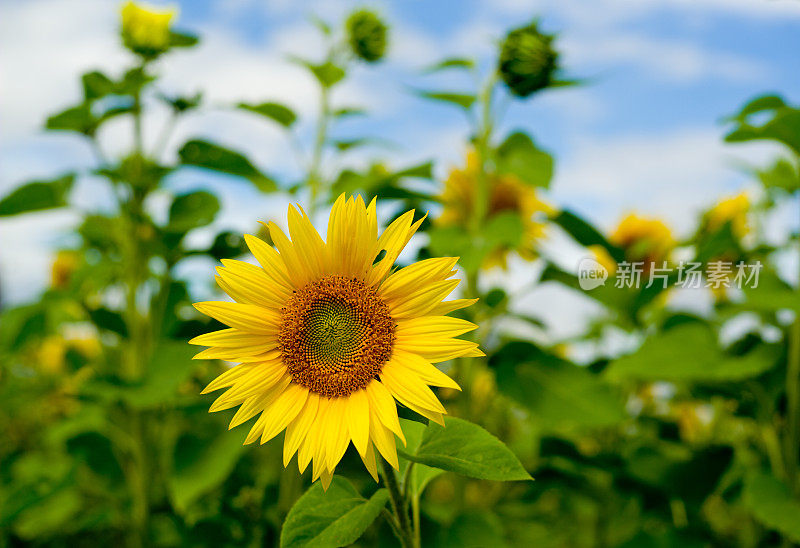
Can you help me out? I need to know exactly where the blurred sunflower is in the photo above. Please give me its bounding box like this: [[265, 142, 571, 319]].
[[703, 192, 750, 239], [191, 194, 481, 489], [121, 0, 175, 56], [609, 213, 675, 267], [438, 151, 555, 269]]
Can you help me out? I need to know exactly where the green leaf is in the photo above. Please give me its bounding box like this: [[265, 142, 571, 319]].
[[169, 428, 247, 514], [169, 31, 199, 48], [743, 471, 800, 543], [398, 419, 444, 496], [495, 131, 554, 188], [295, 59, 346, 88], [494, 342, 626, 429], [552, 209, 623, 261], [416, 90, 476, 109], [167, 191, 220, 233], [758, 157, 800, 193], [0, 174, 75, 216], [333, 107, 366, 118], [81, 71, 114, 100], [725, 95, 800, 155], [46, 104, 96, 134], [178, 139, 277, 193], [424, 57, 475, 73], [238, 101, 297, 128], [606, 323, 780, 381], [280, 477, 389, 548], [398, 417, 532, 481]]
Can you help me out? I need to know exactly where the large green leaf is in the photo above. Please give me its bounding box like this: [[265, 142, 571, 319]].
[[743, 471, 800, 543], [726, 95, 800, 155], [494, 342, 626, 429], [606, 323, 780, 382], [167, 190, 220, 233], [398, 419, 444, 496], [280, 477, 389, 548], [0, 174, 75, 216], [495, 131, 554, 188], [178, 139, 277, 192], [168, 428, 247, 514], [238, 101, 297, 128], [398, 417, 531, 481]]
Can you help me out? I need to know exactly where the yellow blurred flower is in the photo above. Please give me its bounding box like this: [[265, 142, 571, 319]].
[[51, 250, 80, 289], [705, 192, 750, 239], [438, 152, 555, 269], [609, 213, 675, 266], [121, 1, 175, 55], [587, 244, 617, 276], [67, 335, 102, 360], [38, 336, 67, 374]]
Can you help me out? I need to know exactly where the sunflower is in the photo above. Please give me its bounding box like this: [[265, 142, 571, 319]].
[[191, 194, 482, 489], [438, 151, 554, 269], [704, 192, 750, 240], [609, 213, 675, 268]]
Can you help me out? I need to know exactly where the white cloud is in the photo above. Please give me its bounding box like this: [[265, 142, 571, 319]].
[[563, 33, 767, 84], [552, 127, 780, 234]]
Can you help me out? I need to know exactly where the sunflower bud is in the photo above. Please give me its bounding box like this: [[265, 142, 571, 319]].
[[121, 1, 176, 58], [498, 22, 558, 98], [345, 9, 388, 63]]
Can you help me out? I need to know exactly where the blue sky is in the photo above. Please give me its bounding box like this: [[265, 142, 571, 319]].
[[1, 0, 798, 332]]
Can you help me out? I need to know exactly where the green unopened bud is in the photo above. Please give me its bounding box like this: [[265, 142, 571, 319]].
[[345, 9, 388, 63], [498, 22, 558, 98]]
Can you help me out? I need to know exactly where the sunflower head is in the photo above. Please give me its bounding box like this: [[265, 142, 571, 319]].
[[438, 152, 554, 269], [498, 21, 559, 98], [121, 0, 176, 57], [191, 195, 481, 489], [345, 9, 388, 63], [609, 213, 675, 266], [704, 192, 750, 240], [51, 250, 80, 289]]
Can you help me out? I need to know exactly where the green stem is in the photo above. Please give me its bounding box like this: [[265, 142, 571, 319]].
[[786, 191, 800, 494], [308, 83, 330, 217], [381, 458, 415, 548]]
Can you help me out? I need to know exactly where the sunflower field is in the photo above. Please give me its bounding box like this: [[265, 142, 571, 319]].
[[1, 2, 800, 547]]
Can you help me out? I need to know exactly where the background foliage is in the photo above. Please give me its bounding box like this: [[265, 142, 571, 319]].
[[1, 2, 799, 547]]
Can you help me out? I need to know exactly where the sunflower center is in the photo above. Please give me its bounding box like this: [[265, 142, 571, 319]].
[[279, 275, 395, 398]]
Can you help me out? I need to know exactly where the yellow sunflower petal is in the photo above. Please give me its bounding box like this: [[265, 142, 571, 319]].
[[287, 205, 326, 280], [380, 359, 447, 415], [379, 257, 458, 302], [389, 350, 461, 391], [284, 392, 320, 467], [193, 301, 281, 334], [369, 409, 399, 469], [189, 328, 269, 348], [360, 441, 379, 482], [394, 337, 483, 363], [257, 383, 310, 444], [365, 380, 406, 445], [324, 398, 351, 471], [387, 279, 460, 319], [268, 221, 311, 287], [345, 389, 370, 457], [429, 298, 479, 316], [201, 363, 255, 394], [243, 234, 294, 289], [396, 316, 478, 339]]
